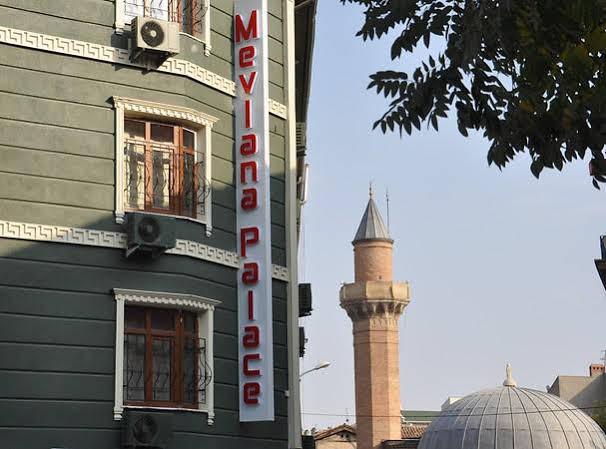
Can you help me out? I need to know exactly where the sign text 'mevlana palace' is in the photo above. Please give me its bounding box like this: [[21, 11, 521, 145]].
[[235, 0, 275, 423]]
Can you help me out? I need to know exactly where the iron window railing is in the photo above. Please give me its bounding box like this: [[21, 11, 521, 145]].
[[124, 139, 206, 218], [124, 0, 208, 36], [124, 336, 210, 407], [123, 306, 212, 408]]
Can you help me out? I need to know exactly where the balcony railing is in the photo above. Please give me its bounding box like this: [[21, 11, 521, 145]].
[[124, 140, 208, 218], [124, 0, 208, 35], [123, 336, 211, 407]]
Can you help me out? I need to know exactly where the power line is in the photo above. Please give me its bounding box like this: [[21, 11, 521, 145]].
[[301, 403, 606, 419]]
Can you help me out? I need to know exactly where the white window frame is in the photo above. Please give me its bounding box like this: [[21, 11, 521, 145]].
[[114, 0, 212, 56], [113, 288, 220, 425], [113, 97, 217, 237]]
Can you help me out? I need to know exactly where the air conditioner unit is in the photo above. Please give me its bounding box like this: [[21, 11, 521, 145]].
[[130, 16, 180, 63], [125, 212, 176, 258], [299, 283, 313, 317], [123, 411, 173, 449]]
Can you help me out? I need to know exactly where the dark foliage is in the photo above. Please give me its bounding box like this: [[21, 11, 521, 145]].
[[341, 0, 606, 186]]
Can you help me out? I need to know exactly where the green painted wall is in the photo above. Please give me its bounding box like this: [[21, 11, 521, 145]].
[[0, 239, 289, 449], [0, 0, 294, 447], [0, 43, 287, 261]]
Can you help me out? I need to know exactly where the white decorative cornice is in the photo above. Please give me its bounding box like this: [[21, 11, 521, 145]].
[[0, 26, 287, 119], [0, 220, 289, 281], [0, 220, 128, 248], [269, 99, 288, 120], [113, 288, 220, 311], [170, 239, 239, 268], [272, 265, 290, 282], [113, 97, 219, 127]]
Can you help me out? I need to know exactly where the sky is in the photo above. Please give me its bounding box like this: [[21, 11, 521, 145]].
[[298, 1, 606, 431]]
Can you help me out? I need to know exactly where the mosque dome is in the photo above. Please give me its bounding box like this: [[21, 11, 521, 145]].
[[419, 366, 606, 449]]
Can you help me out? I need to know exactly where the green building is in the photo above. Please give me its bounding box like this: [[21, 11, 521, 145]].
[[0, 0, 316, 448]]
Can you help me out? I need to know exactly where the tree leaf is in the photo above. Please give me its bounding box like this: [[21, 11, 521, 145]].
[[341, 0, 606, 188]]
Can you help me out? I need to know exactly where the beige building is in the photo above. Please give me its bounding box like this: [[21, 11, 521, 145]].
[[548, 363, 606, 411], [314, 424, 357, 449], [313, 422, 427, 449]]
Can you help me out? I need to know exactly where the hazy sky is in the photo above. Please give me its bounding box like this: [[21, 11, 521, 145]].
[[299, 1, 606, 431]]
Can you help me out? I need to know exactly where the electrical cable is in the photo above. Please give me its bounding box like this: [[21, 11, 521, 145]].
[[301, 402, 606, 419]]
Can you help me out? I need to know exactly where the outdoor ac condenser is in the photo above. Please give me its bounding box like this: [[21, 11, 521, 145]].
[[299, 283, 313, 317], [122, 411, 173, 449], [130, 16, 180, 64], [125, 212, 176, 258]]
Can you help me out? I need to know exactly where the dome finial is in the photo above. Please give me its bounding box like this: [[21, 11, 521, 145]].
[[369, 181, 374, 199], [503, 363, 517, 387]]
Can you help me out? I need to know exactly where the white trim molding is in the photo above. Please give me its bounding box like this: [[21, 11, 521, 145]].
[[269, 99, 288, 120], [0, 220, 290, 281], [114, 0, 212, 57], [112, 288, 219, 424], [0, 26, 287, 118], [113, 288, 221, 312], [284, 0, 302, 447], [114, 97, 219, 127], [112, 96, 217, 234]]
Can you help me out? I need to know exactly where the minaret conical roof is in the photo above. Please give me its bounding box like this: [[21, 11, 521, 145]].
[[353, 190, 392, 244]]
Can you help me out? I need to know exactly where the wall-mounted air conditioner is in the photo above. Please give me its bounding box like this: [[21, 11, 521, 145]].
[[125, 212, 176, 258], [122, 411, 173, 449], [130, 16, 180, 64]]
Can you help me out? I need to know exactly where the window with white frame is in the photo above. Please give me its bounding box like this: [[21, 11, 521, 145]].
[[115, 0, 211, 54], [123, 306, 202, 407], [112, 97, 217, 235], [124, 119, 199, 218], [113, 289, 220, 425]]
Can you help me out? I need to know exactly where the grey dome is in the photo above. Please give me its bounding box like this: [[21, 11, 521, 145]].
[[419, 386, 606, 449]]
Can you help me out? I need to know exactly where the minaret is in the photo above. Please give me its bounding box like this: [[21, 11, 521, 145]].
[[340, 188, 410, 449]]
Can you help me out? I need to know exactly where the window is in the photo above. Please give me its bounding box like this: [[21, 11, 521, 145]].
[[121, 0, 209, 37], [112, 97, 218, 234], [124, 119, 200, 218], [113, 289, 220, 424], [124, 306, 205, 408]]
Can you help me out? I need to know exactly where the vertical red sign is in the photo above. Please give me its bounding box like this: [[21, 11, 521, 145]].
[[234, 0, 274, 422]]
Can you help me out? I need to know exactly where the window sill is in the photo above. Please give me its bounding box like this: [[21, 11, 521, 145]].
[[123, 405, 214, 425], [116, 210, 211, 237]]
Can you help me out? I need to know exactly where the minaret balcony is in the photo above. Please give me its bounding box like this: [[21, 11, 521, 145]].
[[339, 281, 410, 320]]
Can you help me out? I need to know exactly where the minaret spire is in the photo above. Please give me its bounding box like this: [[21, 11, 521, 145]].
[[353, 192, 392, 244]]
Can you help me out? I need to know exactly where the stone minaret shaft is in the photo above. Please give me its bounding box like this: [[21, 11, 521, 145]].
[[340, 192, 410, 449]]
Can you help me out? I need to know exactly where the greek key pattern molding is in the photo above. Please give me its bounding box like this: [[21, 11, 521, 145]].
[[269, 99, 288, 120], [0, 220, 289, 282], [0, 26, 288, 119]]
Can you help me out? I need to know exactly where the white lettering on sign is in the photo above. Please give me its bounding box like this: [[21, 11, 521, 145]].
[[234, 0, 274, 422]]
